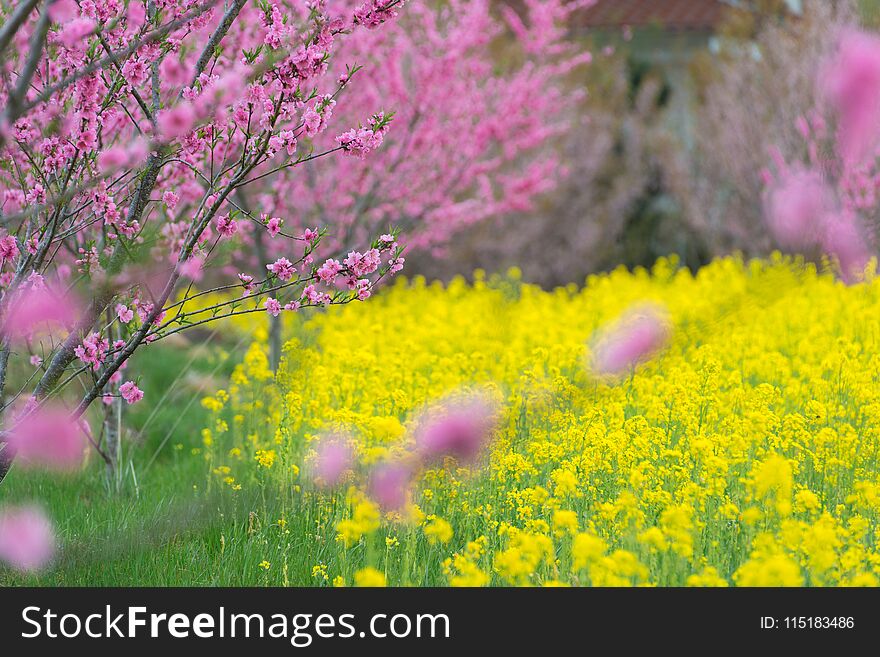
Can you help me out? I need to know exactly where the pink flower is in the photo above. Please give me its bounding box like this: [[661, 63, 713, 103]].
[[355, 279, 371, 300], [48, 0, 79, 22], [353, 0, 401, 29], [302, 228, 319, 244], [388, 257, 405, 274], [266, 257, 295, 281], [415, 397, 497, 465], [0, 234, 19, 262], [0, 506, 55, 572], [279, 129, 297, 156], [116, 303, 133, 323], [822, 29, 880, 166], [764, 169, 833, 251], [119, 381, 144, 404], [368, 461, 412, 511], [74, 331, 109, 370], [238, 273, 255, 295], [590, 304, 671, 377], [157, 104, 195, 141], [336, 126, 386, 159], [317, 258, 342, 284], [162, 190, 180, 210], [310, 436, 353, 488], [27, 272, 45, 291], [822, 210, 872, 284], [266, 216, 283, 237], [215, 214, 238, 238], [301, 284, 329, 305], [7, 405, 86, 471], [179, 256, 204, 281], [2, 288, 77, 340], [302, 107, 321, 136], [57, 18, 95, 48], [97, 146, 128, 173], [264, 297, 281, 317], [29, 355, 42, 367]]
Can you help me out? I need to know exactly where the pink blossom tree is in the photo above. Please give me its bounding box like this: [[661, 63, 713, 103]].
[[0, 0, 593, 489], [763, 24, 880, 283], [228, 0, 594, 363], [0, 0, 411, 485]]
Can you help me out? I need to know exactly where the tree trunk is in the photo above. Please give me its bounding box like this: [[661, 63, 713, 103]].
[[104, 388, 123, 489]]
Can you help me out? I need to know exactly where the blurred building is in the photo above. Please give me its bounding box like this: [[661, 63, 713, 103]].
[[571, 0, 733, 150]]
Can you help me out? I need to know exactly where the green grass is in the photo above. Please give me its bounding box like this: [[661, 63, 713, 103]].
[[0, 334, 450, 586], [0, 337, 274, 586]]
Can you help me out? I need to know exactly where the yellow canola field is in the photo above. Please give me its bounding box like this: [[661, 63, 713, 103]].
[[199, 255, 880, 586]]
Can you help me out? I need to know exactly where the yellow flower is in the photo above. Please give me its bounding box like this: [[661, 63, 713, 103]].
[[201, 396, 224, 412], [734, 554, 804, 587], [686, 567, 729, 587], [552, 510, 579, 537], [335, 496, 381, 548], [255, 449, 277, 468], [571, 533, 607, 571], [445, 554, 490, 587], [258, 561, 271, 570], [201, 255, 880, 587], [354, 567, 386, 587], [424, 517, 453, 545]]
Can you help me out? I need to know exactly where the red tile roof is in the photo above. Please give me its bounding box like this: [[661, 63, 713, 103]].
[[573, 0, 730, 32]]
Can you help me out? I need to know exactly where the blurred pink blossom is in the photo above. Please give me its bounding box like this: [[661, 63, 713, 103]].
[[7, 405, 86, 470], [311, 436, 353, 488], [57, 18, 95, 48], [415, 397, 497, 465], [0, 506, 55, 572], [590, 304, 671, 377], [47, 0, 78, 23], [822, 210, 872, 283], [157, 104, 195, 141], [2, 287, 77, 340], [368, 461, 412, 511], [764, 168, 834, 251], [96, 146, 128, 173], [821, 29, 880, 166]]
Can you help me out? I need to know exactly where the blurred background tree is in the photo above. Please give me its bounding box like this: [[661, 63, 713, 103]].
[[409, 0, 880, 287]]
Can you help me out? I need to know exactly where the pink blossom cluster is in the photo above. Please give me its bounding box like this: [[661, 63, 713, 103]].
[[589, 304, 671, 378], [237, 0, 591, 262], [0, 506, 56, 572], [309, 435, 355, 489], [353, 0, 403, 30], [74, 332, 110, 371], [368, 395, 498, 511], [762, 27, 880, 282], [0, 0, 586, 550], [246, 228, 403, 315], [119, 381, 144, 405], [336, 114, 390, 159], [306, 393, 498, 512], [6, 404, 86, 471]]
